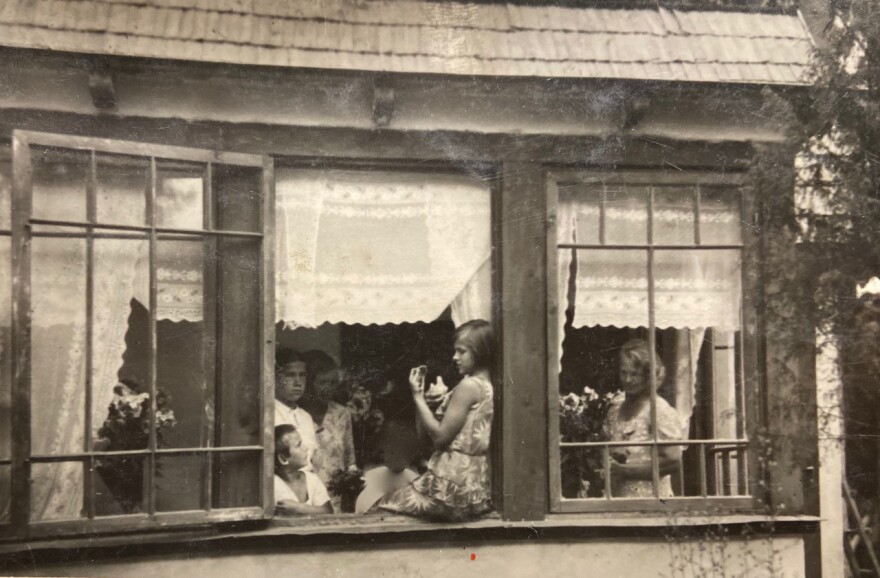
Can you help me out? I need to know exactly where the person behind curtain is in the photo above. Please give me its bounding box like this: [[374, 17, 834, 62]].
[[301, 350, 356, 513], [273, 424, 332, 515], [274, 349, 318, 463], [374, 319, 495, 522], [604, 338, 683, 498]]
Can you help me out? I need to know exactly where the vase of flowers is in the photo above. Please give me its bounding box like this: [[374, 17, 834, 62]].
[[558, 386, 617, 498], [327, 466, 366, 513], [94, 380, 176, 514]]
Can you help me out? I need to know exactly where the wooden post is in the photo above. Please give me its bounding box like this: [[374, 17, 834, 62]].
[[499, 161, 547, 521]]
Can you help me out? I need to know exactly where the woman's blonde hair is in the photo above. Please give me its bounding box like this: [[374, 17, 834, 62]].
[[619, 338, 666, 389]]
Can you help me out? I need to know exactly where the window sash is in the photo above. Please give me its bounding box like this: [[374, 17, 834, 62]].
[[6, 130, 274, 536], [546, 170, 762, 513]]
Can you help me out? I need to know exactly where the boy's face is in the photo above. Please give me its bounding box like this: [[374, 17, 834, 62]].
[[281, 430, 309, 470], [276, 361, 307, 405]]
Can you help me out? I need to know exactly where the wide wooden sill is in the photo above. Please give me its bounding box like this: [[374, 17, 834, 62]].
[[0, 511, 821, 569]]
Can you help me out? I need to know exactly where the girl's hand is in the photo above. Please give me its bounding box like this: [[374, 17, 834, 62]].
[[409, 366, 427, 396]]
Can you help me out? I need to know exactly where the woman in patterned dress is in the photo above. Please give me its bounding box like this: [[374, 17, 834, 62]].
[[604, 338, 683, 498], [374, 319, 495, 522], [301, 350, 356, 513]]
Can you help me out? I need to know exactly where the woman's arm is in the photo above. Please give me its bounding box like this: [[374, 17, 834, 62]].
[[413, 379, 482, 451], [610, 445, 682, 480], [275, 500, 333, 515]]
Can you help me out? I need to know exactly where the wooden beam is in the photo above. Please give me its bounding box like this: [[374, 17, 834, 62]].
[[0, 109, 755, 169]]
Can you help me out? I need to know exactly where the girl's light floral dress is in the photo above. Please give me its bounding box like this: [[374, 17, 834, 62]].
[[376, 375, 493, 522]]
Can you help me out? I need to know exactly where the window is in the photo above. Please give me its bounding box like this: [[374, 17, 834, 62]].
[[272, 165, 494, 515], [547, 171, 758, 512], [3, 131, 273, 536]]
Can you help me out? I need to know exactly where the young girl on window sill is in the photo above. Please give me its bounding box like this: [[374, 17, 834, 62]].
[[371, 319, 495, 522], [274, 424, 333, 515]]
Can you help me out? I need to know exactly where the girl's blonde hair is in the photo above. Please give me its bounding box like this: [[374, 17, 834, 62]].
[[455, 319, 495, 371], [619, 338, 666, 389]]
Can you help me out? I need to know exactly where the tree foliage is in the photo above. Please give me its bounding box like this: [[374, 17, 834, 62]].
[[754, 0, 880, 508]]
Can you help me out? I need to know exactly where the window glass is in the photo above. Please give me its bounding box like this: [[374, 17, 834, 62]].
[[605, 186, 648, 246], [32, 147, 88, 226], [157, 163, 204, 230], [653, 186, 695, 246], [700, 187, 742, 245], [96, 154, 148, 227]]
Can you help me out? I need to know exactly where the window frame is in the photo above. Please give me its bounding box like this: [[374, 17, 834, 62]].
[[5, 130, 276, 538], [545, 168, 763, 514]]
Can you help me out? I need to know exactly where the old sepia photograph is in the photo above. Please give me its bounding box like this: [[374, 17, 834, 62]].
[[0, 0, 876, 576]]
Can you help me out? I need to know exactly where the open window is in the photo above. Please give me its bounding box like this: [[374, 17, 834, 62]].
[[273, 166, 494, 514], [4, 131, 274, 535], [547, 171, 758, 512]]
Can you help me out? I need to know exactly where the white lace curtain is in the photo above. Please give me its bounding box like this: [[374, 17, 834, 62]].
[[275, 169, 492, 328], [557, 189, 742, 434]]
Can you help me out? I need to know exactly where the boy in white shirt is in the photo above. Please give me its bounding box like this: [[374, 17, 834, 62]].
[[274, 424, 332, 515], [274, 350, 318, 456]]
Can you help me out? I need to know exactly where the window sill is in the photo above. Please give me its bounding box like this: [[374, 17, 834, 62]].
[[0, 509, 820, 570]]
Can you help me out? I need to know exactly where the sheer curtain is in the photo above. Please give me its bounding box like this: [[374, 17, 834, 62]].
[[276, 170, 491, 328]]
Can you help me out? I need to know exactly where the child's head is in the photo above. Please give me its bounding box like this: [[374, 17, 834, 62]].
[[275, 424, 310, 473], [453, 319, 495, 374]]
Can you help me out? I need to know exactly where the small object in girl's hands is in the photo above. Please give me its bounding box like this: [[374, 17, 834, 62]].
[[425, 376, 448, 403]]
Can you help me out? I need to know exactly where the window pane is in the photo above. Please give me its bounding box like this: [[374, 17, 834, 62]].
[[558, 183, 601, 245], [0, 152, 10, 230], [96, 154, 149, 227], [653, 250, 741, 331], [653, 186, 695, 246], [156, 238, 208, 449], [572, 249, 648, 329], [700, 187, 742, 245], [0, 236, 10, 460], [215, 165, 261, 233], [157, 163, 204, 230], [217, 238, 261, 447], [31, 461, 84, 521], [32, 147, 88, 225], [0, 465, 8, 523], [31, 237, 86, 454], [156, 454, 204, 512], [213, 451, 261, 509], [605, 186, 647, 245], [94, 455, 146, 515]]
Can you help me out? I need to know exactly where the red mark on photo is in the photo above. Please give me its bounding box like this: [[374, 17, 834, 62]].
[[470, 553, 476, 561]]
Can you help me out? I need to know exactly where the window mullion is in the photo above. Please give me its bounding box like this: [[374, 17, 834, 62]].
[[10, 133, 33, 531], [202, 162, 216, 512], [647, 184, 660, 499], [84, 149, 97, 520], [146, 157, 158, 517], [260, 156, 276, 517]]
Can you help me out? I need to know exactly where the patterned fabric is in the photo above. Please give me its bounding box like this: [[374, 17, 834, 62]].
[[376, 376, 493, 522], [312, 401, 356, 512], [603, 393, 682, 498]]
